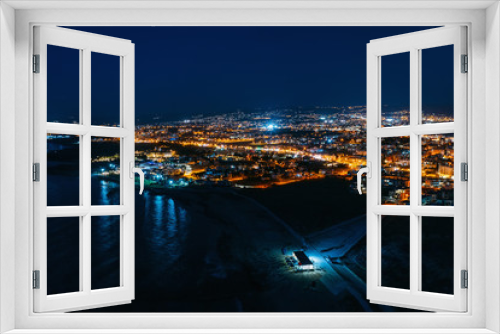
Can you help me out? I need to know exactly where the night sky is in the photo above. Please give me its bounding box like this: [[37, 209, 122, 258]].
[[48, 26, 453, 125]]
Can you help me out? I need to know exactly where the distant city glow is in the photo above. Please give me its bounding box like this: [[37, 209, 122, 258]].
[[78, 107, 452, 201]]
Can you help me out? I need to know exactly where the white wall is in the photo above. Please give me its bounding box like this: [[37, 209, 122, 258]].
[[5, 4, 497, 332], [485, 2, 500, 333], [0, 2, 16, 333]]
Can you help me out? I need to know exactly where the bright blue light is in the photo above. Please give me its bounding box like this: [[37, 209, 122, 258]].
[[266, 124, 275, 130]]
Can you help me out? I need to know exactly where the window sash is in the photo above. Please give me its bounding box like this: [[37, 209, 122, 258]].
[[366, 26, 468, 312], [33, 25, 136, 313]]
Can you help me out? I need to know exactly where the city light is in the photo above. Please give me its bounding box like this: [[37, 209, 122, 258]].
[[82, 107, 453, 200]]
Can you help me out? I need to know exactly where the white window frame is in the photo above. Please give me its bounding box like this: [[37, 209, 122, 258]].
[[33, 26, 136, 313], [366, 26, 468, 312], [0, 1, 498, 333]]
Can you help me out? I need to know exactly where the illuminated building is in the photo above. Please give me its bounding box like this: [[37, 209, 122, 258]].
[[293, 251, 314, 271]]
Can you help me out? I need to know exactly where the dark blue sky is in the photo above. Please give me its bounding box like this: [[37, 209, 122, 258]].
[[48, 26, 453, 125]]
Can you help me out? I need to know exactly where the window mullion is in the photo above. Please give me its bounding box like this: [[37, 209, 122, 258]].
[[409, 48, 420, 209], [82, 48, 91, 210], [409, 48, 420, 294], [410, 214, 419, 293], [413, 123, 454, 135], [372, 205, 454, 216], [82, 48, 92, 294], [81, 214, 91, 293], [373, 126, 411, 138]]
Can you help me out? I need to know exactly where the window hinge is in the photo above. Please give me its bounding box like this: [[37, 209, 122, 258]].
[[33, 54, 40, 73], [461, 270, 468, 289], [461, 54, 468, 73], [33, 163, 40, 182], [461, 162, 468, 181], [33, 270, 40, 289]]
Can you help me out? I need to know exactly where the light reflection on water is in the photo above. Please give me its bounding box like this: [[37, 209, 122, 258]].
[[100, 180, 110, 206], [91, 215, 120, 290], [48, 175, 191, 295], [143, 192, 188, 267], [92, 176, 190, 267]]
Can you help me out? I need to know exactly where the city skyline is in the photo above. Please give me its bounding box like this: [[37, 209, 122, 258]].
[[47, 26, 454, 125]]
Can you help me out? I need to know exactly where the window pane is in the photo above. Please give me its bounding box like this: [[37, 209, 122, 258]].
[[47, 217, 80, 295], [47, 134, 80, 206], [421, 216, 454, 295], [47, 45, 80, 124], [91, 216, 121, 290], [421, 45, 454, 124], [381, 52, 410, 127], [91, 137, 121, 206], [381, 136, 410, 205], [92, 52, 120, 127], [422, 134, 454, 206], [381, 215, 410, 290]]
